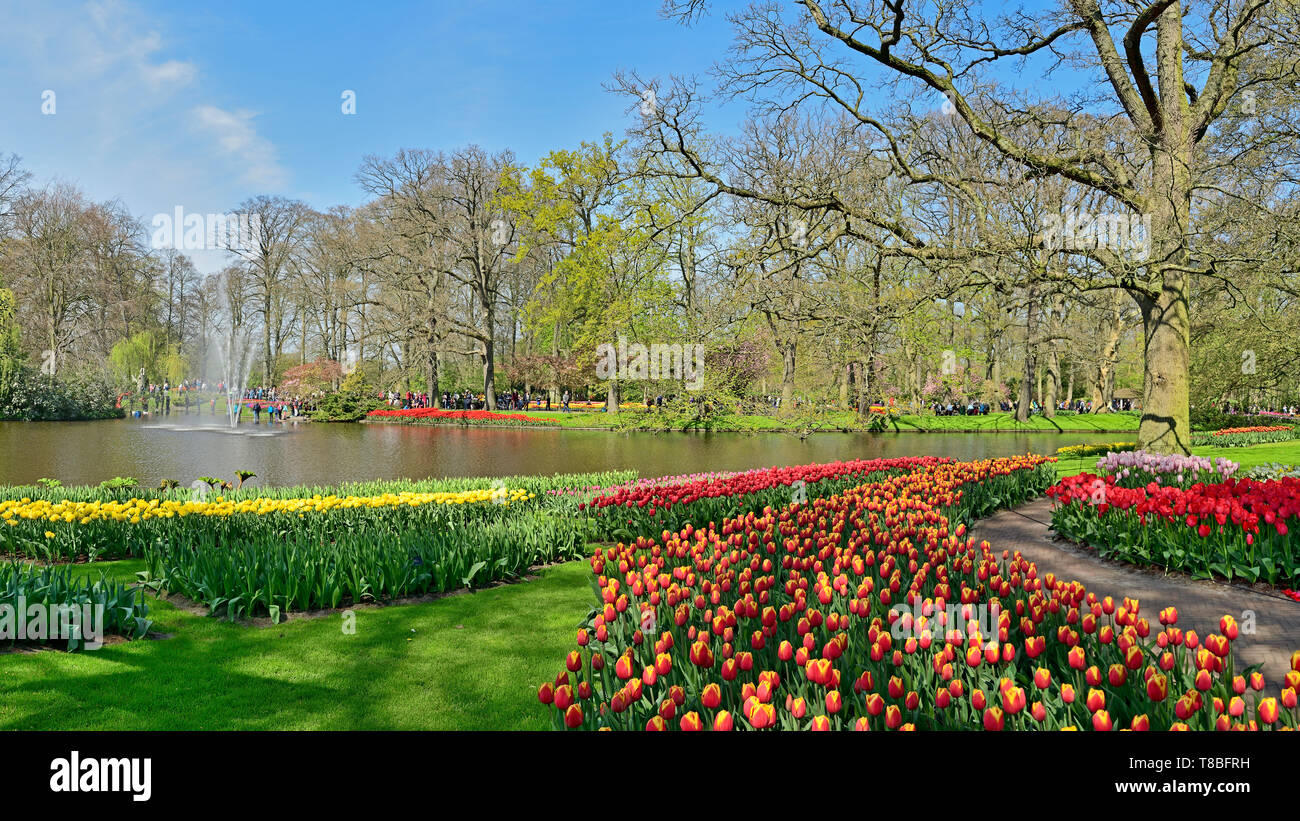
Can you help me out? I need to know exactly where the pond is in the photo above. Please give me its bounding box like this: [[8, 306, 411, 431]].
[[0, 417, 1122, 488]]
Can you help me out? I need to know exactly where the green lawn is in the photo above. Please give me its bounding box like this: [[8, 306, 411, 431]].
[[0, 559, 593, 730], [889, 411, 1139, 433]]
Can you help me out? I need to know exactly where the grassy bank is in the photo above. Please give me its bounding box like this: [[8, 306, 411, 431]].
[[0, 558, 593, 730], [488, 409, 1142, 434]]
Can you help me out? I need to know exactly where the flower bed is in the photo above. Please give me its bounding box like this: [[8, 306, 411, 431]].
[[1095, 450, 1238, 489], [0, 563, 152, 650], [1190, 426, 1297, 448], [0, 487, 533, 562], [535, 456, 1300, 732], [581, 457, 957, 540], [1055, 442, 1137, 460], [142, 508, 593, 621], [1048, 473, 1300, 585], [366, 407, 553, 426]]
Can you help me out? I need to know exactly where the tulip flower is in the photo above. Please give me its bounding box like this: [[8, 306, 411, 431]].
[[564, 704, 583, 728], [1092, 710, 1113, 731], [885, 705, 903, 729], [1259, 697, 1280, 725], [1003, 686, 1027, 715], [1086, 688, 1106, 713], [713, 710, 733, 731], [983, 707, 1005, 731], [1146, 674, 1168, 702]]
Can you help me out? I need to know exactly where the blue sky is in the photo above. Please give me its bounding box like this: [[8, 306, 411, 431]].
[[0, 0, 738, 269]]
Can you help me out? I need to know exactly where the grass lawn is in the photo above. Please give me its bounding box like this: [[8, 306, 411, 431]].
[[0, 559, 594, 730], [889, 411, 1139, 433]]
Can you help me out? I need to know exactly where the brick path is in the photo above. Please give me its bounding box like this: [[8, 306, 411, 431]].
[[970, 497, 1300, 689]]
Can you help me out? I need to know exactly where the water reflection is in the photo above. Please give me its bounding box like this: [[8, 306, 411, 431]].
[[0, 417, 1122, 488]]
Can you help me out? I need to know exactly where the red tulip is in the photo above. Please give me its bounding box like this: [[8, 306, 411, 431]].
[[885, 705, 903, 729], [1068, 646, 1086, 670], [689, 640, 714, 668], [1003, 686, 1027, 715], [713, 710, 733, 731], [1146, 674, 1168, 702], [564, 704, 583, 728], [1092, 710, 1113, 731], [680, 711, 704, 731], [1086, 688, 1106, 713], [1258, 697, 1280, 724], [983, 707, 1005, 731]]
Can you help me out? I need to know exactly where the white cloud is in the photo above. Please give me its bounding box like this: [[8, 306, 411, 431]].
[[190, 105, 288, 190], [0, 0, 291, 271]]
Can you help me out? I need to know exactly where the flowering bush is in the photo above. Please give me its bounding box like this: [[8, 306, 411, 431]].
[[367, 407, 552, 426], [1095, 449, 1238, 489], [1048, 473, 1300, 585], [540, 456, 1300, 730], [1190, 426, 1297, 448]]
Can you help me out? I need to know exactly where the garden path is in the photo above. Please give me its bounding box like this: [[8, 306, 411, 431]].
[[970, 498, 1300, 693]]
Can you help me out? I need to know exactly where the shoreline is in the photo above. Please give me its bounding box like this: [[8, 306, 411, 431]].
[[358, 418, 1138, 435]]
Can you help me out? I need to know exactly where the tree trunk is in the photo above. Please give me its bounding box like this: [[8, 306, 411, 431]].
[[1044, 345, 1059, 419], [1015, 288, 1037, 423], [780, 340, 796, 412], [482, 303, 496, 410], [606, 376, 620, 412], [1137, 279, 1192, 453]]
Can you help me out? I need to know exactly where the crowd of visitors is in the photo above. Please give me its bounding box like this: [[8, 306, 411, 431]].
[[122, 380, 317, 421]]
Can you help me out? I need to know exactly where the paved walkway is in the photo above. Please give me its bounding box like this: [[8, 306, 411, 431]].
[[970, 498, 1300, 690]]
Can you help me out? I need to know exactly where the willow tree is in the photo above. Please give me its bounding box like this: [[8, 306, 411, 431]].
[[657, 0, 1300, 452]]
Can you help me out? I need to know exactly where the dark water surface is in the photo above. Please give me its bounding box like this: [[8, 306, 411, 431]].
[[0, 417, 1121, 487]]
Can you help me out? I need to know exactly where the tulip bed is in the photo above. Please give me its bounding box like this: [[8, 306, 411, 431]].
[[0, 471, 635, 625], [1095, 450, 1238, 489], [1055, 442, 1137, 459], [1190, 426, 1297, 448], [582, 457, 957, 541], [366, 407, 554, 426], [534, 456, 1300, 731], [0, 487, 533, 563], [0, 562, 152, 650], [1047, 473, 1300, 586], [142, 508, 595, 621]]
